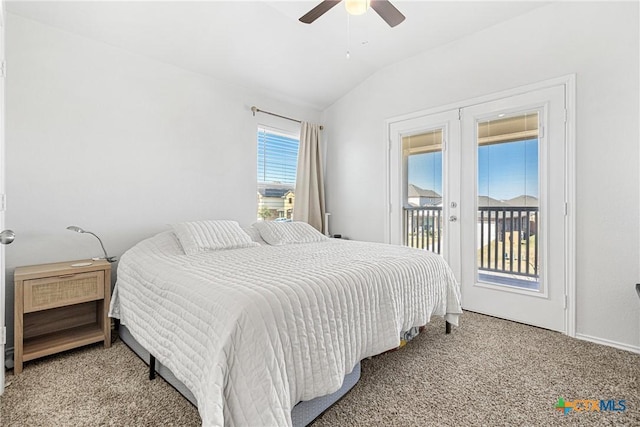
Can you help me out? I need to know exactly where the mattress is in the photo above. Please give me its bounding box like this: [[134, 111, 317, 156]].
[[109, 231, 462, 426]]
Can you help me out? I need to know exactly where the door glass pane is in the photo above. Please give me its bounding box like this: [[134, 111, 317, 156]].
[[476, 112, 540, 291], [402, 129, 443, 253]]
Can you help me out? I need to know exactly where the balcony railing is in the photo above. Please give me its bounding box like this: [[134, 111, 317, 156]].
[[403, 205, 539, 280], [403, 206, 442, 254], [478, 206, 538, 278]]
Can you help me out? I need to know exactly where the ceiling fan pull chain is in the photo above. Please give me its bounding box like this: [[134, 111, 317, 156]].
[[346, 13, 351, 59]]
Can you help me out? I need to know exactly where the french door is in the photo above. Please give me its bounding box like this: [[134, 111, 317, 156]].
[[460, 86, 567, 332], [388, 82, 570, 333], [388, 110, 461, 282]]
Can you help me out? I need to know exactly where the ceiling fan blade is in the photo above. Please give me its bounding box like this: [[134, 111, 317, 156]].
[[299, 0, 342, 24], [370, 0, 405, 27]]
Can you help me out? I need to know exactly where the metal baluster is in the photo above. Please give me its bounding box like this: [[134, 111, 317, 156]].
[[412, 210, 417, 248], [420, 209, 424, 250], [417, 209, 420, 249], [487, 209, 491, 270], [437, 208, 440, 253], [431, 208, 435, 252], [407, 209, 411, 247], [494, 209, 504, 270], [509, 210, 514, 272], [534, 210, 538, 277], [404, 208, 408, 246], [424, 208, 428, 250], [415, 208, 419, 251], [480, 209, 484, 270], [518, 211, 529, 273], [434, 209, 438, 254], [425, 208, 429, 251], [525, 213, 538, 275]]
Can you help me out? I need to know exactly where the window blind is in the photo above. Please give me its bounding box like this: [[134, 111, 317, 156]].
[[257, 127, 299, 186]]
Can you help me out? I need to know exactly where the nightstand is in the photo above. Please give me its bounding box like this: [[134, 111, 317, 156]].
[[13, 259, 112, 374]]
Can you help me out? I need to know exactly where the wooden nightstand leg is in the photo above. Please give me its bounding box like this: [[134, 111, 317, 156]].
[[14, 280, 24, 374], [14, 326, 23, 374], [98, 304, 111, 349], [99, 274, 111, 349]]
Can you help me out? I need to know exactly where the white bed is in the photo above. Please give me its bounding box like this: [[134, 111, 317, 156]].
[[109, 222, 462, 426]]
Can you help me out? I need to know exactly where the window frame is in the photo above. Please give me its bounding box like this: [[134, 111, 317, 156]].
[[256, 124, 300, 222]]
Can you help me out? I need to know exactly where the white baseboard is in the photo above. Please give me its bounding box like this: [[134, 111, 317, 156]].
[[575, 333, 640, 355]]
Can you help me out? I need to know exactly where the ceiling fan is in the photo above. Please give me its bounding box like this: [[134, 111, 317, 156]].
[[299, 0, 406, 28]]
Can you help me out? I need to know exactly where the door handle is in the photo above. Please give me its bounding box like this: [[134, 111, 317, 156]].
[[449, 216, 457, 222], [0, 229, 15, 245]]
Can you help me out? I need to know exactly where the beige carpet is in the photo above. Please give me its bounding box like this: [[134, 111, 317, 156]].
[[2, 312, 639, 426]]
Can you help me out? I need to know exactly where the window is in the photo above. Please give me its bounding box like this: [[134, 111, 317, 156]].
[[257, 127, 299, 221], [476, 112, 540, 285], [402, 129, 444, 253]]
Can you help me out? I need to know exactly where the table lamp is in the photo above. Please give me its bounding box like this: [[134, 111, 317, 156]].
[[66, 225, 116, 263]]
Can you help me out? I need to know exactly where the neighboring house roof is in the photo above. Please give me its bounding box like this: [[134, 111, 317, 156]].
[[505, 195, 538, 207], [408, 184, 441, 198], [478, 196, 509, 207], [477, 195, 538, 207], [258, 188, 290, 198]]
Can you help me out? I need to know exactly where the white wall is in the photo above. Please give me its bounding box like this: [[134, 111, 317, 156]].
[[323, 2, 640, 350], [4, 14, 320, 351]]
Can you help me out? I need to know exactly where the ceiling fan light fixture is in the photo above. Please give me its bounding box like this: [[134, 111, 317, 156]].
[[345, 0, 370, 16], [300, 0, 404, 27]]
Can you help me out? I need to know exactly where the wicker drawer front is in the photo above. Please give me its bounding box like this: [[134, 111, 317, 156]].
[[23, 271, 105, 313]]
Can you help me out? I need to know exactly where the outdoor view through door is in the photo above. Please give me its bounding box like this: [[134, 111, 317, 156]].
[[403, 129, 444, 254], [404, 113, 541, 291], [476, 112, 540, 291]]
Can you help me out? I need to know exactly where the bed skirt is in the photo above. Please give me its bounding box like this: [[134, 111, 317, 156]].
[[118, 325, 361, 426]]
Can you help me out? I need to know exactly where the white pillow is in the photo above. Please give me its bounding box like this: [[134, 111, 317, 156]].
[[253, 221, 328, 246], [172, 220, 258, 254], [241, 226, 267, 245]]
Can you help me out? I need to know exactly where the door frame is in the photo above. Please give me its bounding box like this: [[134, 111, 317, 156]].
[[1, 0, 5, 395], [385, 75, 576, 337]]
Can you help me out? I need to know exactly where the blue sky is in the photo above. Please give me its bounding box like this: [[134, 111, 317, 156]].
[[408, 151, 443, 194], [408, 138, 539, 200]]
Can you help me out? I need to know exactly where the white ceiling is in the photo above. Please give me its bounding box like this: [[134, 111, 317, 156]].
[[6, 1, 549, 110]]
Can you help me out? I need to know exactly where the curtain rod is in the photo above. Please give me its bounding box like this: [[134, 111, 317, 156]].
[[251, 106, 324, 130]]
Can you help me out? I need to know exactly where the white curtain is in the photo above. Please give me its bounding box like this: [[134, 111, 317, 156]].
[[293, 122, 325, 232]]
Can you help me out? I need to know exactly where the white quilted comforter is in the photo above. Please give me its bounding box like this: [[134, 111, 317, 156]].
[[109, 231, 462, 427]]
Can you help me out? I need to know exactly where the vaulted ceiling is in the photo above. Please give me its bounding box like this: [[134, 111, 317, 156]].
[[6, 1, 549, 110]]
